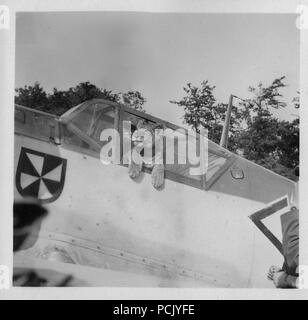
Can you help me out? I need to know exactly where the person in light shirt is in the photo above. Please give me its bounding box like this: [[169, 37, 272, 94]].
[[267, 166, 299, 288]]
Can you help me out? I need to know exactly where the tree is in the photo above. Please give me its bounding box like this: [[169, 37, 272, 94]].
[[170, 81, 244, 144], [234, 77, 288, 160], [233, 116, 281, 162], [15, 82, 146, 116], [239, 76, 287, 125], [276, 119, 299, 168], [171, 76, 299, 180], [64, 82, 120, 108], [121, 90, 146, 112], [45, 88, 74, 114], [170, 81, 217, 131], [228, 77, 299, 179], [15, 82, 48, 111]]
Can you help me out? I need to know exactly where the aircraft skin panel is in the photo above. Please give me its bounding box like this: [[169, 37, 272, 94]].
[[14, 230, 232, 287], [14, 255, 220, 287], [211, 156, 295, 204], [14, 135, 254, 287], [14, 132, 296, 288]]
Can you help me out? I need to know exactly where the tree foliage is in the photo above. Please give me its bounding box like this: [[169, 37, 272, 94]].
[[170, 81, 244, 143], [15, 83, 48, 111], [121, 90, 146, 112], [15, 82, 146, 116], [171, 76, 299, 180], [15, 78, 299, 180]]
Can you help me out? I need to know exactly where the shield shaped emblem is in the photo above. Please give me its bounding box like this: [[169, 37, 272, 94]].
[[16, 147, 67, 203]]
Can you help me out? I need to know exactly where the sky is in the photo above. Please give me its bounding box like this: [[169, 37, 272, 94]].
[[15, 12, 299, 126]]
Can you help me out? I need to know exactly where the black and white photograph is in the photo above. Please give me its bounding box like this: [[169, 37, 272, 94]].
[[0, 0, 306, 299]]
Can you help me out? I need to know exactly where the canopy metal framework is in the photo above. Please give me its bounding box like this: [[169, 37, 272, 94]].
[[15, 99, 237, 191]]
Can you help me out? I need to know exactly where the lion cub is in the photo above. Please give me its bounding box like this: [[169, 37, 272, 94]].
[[128, 120, 165, 189]]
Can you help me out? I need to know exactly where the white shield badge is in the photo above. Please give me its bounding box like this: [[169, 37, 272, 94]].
[[16, 147, 67, 203]]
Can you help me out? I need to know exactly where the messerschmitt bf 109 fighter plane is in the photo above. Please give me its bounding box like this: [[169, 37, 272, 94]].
[[13, 99, 297, 287]]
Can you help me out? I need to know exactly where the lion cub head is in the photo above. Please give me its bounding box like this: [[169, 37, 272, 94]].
[[128, 119, 165, 189], [132, 120, 164, 160]]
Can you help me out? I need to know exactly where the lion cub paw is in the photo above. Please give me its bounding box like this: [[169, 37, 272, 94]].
[[128, 161, 143, 179], [151, 164, 165, 189]]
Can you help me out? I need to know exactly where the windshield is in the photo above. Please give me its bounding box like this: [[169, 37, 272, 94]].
[[62, 100, 234, 190], [62, 101, 117, 153]]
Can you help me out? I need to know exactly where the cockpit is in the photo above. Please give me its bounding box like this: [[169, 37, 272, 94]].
[[15, 99, 236, 191]]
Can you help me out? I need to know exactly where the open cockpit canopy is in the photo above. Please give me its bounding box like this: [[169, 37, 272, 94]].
[[59, 99, 236, 190], [15, 99, 236, 190]]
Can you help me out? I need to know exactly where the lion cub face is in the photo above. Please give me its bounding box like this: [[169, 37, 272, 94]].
[[129, 120, 165, 189], [132, 120, 164, 157], [132, 120, 154, 150]]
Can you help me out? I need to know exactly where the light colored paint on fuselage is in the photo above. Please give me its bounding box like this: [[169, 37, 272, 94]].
[[14, 131, 296, 287]]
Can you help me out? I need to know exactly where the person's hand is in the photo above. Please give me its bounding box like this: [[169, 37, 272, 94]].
[[272, 271, 289, 288], [267, 265, 281, 280]]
